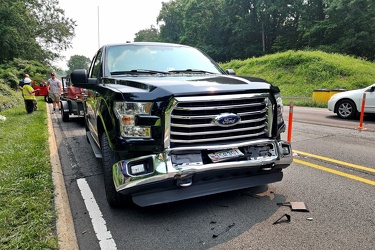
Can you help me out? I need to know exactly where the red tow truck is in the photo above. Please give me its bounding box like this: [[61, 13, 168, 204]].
[[31, 78, 52, 102]]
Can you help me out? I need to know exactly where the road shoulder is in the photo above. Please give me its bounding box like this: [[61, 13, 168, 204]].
[[47, 103, 79, 250]]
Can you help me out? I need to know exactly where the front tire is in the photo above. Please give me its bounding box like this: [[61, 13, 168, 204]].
[[336, 99, 357, 119], [101, 133, 125, 207]]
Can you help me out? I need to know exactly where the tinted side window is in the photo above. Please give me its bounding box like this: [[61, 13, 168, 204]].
[[89, 49, 103, 78]]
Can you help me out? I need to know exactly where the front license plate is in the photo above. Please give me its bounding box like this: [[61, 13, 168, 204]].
[[208, 148, 244, 162]]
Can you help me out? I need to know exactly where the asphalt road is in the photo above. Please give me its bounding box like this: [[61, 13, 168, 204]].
[[51, 105, 375, 250], [283, 105, 375, 131]]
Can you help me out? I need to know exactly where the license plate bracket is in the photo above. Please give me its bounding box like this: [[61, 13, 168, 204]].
[[208, 148, 244, 162]]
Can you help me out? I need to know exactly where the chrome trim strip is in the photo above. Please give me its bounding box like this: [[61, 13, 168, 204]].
[[171, 108, 267, 120], [174, 93, 269, 102], [171, 124, 266, 136], [166, 138, 278, 152], [170, 130, 266, 144], [171, 117, 266, 128], [173, 102, 265, 111], [266, 97, 273, 137]]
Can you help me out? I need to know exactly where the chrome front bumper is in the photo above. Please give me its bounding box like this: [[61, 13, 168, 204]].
[[113, 139, 292, 194]]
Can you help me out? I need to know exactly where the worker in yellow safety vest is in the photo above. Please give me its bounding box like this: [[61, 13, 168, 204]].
[[22, 77, 38, 111]]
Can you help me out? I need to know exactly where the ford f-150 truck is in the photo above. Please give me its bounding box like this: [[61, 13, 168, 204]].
[[70, 42, 293, 207]]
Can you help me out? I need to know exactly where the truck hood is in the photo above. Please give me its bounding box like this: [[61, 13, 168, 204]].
[[101, 74, 275, 101]]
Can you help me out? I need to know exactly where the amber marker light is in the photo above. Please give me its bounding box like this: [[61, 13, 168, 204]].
[[122, 116, 132, 125]]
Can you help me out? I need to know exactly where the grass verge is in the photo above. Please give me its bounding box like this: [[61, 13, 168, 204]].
[[220, 50, 375, 98], [0, 96, 58, 249]]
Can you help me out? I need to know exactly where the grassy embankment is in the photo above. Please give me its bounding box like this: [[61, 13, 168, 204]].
[[0, 50, 375, 249], [0, 88, 58, 249], [220, 50, 375, 107]]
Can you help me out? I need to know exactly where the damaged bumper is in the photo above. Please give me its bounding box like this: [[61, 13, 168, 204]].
[[113, 139, 292, 206]]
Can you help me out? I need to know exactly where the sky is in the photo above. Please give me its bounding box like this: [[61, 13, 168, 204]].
[[55, 0, 165, 70]]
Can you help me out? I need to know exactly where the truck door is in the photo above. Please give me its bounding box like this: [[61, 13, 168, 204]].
[[86, 49, 103, 146]]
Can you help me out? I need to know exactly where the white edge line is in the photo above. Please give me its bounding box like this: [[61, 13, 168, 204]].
[[77, 178, 117, 250]]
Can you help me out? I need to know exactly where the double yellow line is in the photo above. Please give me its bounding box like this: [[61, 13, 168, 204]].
[[293, 150, 375, 186]]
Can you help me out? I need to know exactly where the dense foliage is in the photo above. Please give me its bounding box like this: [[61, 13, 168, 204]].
[[66, 55, 91, 75], [0, 0, 76, 65], [0, 59, 51, 89], [134, 25, 161, 42], [135, 0, 375, 62]]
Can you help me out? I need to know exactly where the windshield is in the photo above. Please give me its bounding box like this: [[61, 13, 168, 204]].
[[106, 44, 224, 75]]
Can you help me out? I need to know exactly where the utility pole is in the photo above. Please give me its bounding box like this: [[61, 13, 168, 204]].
[[262, 22, 265, 52], [97, 6, 100, 48]]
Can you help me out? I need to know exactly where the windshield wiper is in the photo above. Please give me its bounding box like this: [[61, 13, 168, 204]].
[[168, 69, 215, 74], [111, 69, 169, 75]]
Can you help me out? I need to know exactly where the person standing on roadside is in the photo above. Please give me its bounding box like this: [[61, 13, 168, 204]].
[[18, 74, 30, 91], [47, 72, 62, 113], [22, 77, 38, 112]]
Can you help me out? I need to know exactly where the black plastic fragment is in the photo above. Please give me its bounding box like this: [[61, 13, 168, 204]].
[[272, 214, 291, 225], [212, 223, 235, 238]]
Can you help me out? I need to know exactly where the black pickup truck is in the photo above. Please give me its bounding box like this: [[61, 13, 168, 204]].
[[71, 42, 292, 207]]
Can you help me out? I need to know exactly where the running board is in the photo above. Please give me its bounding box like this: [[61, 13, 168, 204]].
[[86, 131, 102, 158]]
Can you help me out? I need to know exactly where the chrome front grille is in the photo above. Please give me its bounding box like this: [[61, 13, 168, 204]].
[[166, 93, 273, 148]]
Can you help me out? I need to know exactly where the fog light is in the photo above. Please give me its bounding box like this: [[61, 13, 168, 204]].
[[125, 157, 154, 176], [282, 146, 290, 155]]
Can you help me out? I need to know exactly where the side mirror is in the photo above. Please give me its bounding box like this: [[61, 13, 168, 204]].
[[365, 86, 375, 92], [71, 69, 88, 84], [71, 69, 98, 89], [225, 69, 236, 75]]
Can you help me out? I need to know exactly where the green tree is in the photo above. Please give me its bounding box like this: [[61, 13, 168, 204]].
[[223, 0, 264, 59], [146, 0, 375, 61], [180, 0, 229, 61], [134, 25, 160, 42], [158, 0, 231, 61], [0, 0, 76, 65], [67, 55, 91, 74], [157, 0, 185, 43], [28, 0, 76, 62], [0, 1, 43, 63], [296, 0, 327, 48], [322, 0, 375, 60]]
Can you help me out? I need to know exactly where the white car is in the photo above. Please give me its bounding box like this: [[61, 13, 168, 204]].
[[328, 83, 375, 119]]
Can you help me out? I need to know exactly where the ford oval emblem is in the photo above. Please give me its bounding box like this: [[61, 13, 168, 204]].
[[213, 113, 241, 127]]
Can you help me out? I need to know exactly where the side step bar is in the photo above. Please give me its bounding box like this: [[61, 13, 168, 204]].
[[86, 131, 102, 158]]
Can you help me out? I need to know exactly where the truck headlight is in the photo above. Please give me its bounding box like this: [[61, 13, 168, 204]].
[[274, 93, 284, 125], [114, 102, 153, 138]]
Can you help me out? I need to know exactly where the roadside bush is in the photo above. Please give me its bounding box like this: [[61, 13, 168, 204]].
[[0, 70, 19, 89], [0, 83, 22, 112]]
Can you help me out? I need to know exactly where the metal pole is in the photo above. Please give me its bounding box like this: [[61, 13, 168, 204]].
[[97, 6, 100, 48], [287, 101, 294, 142]]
